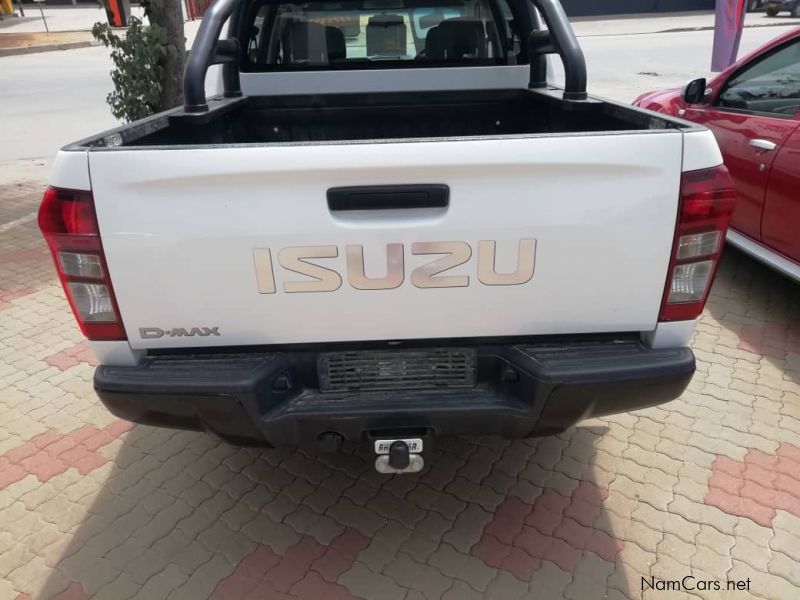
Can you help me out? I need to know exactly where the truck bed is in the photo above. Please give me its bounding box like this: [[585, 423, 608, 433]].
[[73, 89, 681, 149]]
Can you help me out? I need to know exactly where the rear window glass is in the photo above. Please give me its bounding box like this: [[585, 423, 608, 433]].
[[241, 0, 521, 71]]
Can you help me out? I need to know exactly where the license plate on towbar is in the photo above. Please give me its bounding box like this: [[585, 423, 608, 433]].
[[374, 438, 423, 454]]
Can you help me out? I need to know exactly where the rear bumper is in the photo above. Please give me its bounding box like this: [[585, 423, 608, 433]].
[[94, 340, 695, 447]]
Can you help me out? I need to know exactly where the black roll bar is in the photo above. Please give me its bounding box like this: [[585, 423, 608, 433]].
[[182, 0, 588, 113], [529, 0, 587, 100], [527, 31, 551, 89], [183, 0, 242, 113]]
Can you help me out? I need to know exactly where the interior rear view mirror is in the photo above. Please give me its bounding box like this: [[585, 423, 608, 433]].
[[682, 78, 707, 104]]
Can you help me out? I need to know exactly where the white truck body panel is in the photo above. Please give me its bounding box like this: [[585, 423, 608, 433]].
[[87, 131, 691, 350], [681, 128, 724, 172], [49, 151, 90, 191]]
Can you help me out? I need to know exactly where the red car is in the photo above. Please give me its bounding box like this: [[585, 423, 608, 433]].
[[634, 29, 800, 282]]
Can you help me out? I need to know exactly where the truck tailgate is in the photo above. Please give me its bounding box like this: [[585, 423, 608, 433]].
[[88, 133, 683, 350]]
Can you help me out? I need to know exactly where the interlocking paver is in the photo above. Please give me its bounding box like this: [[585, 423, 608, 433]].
[[619, 519, 663, 553], [729, 559, 798, 600], [441, 580, 483, 600], [338, 562, 407, 600], [3, 174, 800, 599], [327, 497, 388, 536], [427, 542, 497, 592], [165, 552, 234, 600], [384, 553, 453, 600], [8, 555, 69, 600], [441, 502, 492, 553], [92, 573, 138, 600], [484, 569, 530, 600], [563, 552, 615, 600], [285, 505, 344, 545], [371, 490, 427, 529], [137, 563, 188, 600], [769, 524, 800, 563], [71, 557, 121, 596], [767, 549, 800, 587], [656, 533, 693, 568], [670, 494, 738, 535], [397, 532, 442, 564], [691, 545, 733, 579]]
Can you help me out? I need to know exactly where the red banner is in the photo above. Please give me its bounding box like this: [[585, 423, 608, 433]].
[[711, 0, 747, 72], [186, 0, 214, 20]]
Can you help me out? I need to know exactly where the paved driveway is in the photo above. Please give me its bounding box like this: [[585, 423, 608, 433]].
[[1, 175, 799, 600]]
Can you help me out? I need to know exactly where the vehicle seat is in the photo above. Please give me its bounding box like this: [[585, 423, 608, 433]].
[[325, 26, 346, 62], [366, 14, 407, 58], [281, 21, 331, 64], [425, 18, 487, 59]]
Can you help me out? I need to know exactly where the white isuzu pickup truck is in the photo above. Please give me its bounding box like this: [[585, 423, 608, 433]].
[[40, 0, 735, 473]]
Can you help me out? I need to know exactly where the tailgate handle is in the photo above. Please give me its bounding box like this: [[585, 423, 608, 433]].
[[327, 185, 449, 212]]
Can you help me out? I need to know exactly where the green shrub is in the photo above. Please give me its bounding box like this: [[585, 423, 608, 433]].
[[92, 17, 168, 123]]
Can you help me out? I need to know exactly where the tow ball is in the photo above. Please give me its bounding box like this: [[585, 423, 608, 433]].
[[373, 437, 425, 474]]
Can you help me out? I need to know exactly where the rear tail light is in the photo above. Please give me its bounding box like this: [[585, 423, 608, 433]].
[[659, 166, 736, 322], [38, 187, 126, 340]]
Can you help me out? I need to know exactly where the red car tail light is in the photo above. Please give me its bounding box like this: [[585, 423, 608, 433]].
[[38, 187, 127, 340], [659, 166, 736, 322]]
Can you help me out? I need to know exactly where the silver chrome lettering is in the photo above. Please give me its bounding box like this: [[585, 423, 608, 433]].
[[139, 327, 164, 339], [477, 239, 537, 286], [254, 240, 537, 293], [278, 246, 342, 293], [138, 327, 221, 339], [410, 241, 471, 289], [253, 248, 276, 294], [346, 243, 404, 290]]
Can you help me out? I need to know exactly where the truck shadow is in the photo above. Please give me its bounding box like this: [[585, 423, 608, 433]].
[[705, 245, 799, 387], [33, 238, 799, 600], [38, 424, 635, 599]]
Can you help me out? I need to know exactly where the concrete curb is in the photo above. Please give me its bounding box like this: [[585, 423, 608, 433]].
[[576, 19, 799, 38], [0, 40, 95, 57], [660, 20, 800, 34]]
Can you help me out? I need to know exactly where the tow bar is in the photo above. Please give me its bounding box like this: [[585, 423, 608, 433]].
[[318, 431, 431, 474], [373, 437, 424, 474]]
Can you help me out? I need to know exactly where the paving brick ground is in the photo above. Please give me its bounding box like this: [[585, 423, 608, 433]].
[[1, 175, 799, 599]]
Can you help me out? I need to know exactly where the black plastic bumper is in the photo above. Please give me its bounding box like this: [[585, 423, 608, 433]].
[[94, 340, 695, 447]]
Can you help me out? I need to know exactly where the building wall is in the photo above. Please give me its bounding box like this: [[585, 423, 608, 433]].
[[32, 0, 718, 15], [561, 0, 716, 16]]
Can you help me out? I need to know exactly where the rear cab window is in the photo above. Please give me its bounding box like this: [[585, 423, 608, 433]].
[[240, 0, 523, 71]]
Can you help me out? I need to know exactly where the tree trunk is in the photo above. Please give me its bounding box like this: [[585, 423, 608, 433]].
[[149, 0, 186, 111]]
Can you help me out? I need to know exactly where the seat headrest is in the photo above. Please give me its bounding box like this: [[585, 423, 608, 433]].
[[369, 13, 405, 26], [425, 25, 443, 58], [366, 14, 407, 57], [281, 21, 329, 64], [325, 26, 346, 62], [426, 18, 487, 60]]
